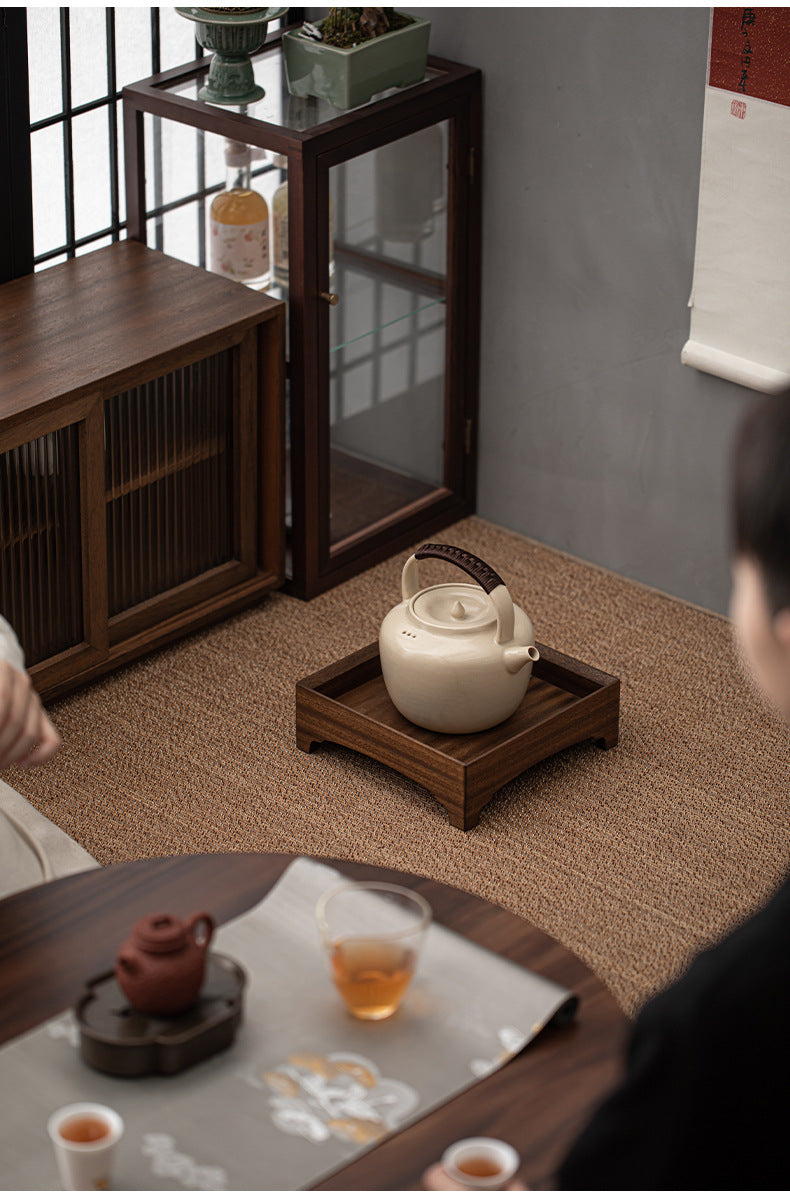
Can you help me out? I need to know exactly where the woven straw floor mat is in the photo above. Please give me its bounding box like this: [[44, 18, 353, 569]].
[[8, 517, 790, 1017]]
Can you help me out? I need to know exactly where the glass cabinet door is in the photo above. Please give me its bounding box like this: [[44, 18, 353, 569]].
[[123, 43, 480, 596], [327, 122, 449, 551]]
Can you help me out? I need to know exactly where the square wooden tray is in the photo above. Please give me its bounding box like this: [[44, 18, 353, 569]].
[[295, 642, 620, 830]]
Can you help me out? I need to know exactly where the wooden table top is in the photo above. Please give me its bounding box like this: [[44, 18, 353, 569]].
[[0, 853, 629, 1190]]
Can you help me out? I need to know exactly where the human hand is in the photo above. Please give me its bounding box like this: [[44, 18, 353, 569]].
[[0, 660, 62, 770]]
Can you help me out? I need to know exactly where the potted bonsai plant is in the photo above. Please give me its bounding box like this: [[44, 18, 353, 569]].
[[282, 7, 431, 109]]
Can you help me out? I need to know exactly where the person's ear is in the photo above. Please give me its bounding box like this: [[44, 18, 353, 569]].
[[774, 607, 790, 649]]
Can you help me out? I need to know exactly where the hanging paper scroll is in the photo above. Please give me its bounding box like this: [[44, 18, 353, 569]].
[[682, 8, 790, 392]]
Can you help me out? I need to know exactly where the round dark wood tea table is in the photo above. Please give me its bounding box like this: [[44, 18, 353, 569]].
[[0, 853, 629, 1190]]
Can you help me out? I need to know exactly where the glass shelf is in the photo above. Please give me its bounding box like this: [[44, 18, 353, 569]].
[[163, 46, 446, 132], [331, 296, 444, 354]]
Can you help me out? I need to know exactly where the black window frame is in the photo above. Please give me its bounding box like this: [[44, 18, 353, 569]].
[[0, 8, 34, 281], [0, 8, 304, 284]]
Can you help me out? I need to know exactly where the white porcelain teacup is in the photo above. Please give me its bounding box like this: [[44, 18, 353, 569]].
[[47, 1102, 124, 1191], [441, 1137, 520, 1190]]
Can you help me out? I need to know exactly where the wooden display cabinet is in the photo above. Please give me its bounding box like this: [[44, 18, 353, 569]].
[[0, 241, 285, 700], [122, 31, 482, 598]]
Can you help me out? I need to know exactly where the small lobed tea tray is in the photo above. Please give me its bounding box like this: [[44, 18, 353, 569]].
[[295, 642, 620, 830], [76, 952, 246, 1077]]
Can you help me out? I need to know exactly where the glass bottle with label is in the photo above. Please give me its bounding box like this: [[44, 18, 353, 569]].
[[210, 140, 271, 290], [271, 155, 334, 293]]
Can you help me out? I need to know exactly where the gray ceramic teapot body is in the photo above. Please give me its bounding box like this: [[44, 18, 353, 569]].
[[379, 544, 540, 734]]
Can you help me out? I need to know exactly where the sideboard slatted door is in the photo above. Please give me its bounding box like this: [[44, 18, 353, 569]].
[[0, 241, 285, 701], [104, 350, 235, 617], [0, 427, 84, 666]]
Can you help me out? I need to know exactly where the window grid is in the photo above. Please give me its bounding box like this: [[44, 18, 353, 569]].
[[29, 7, 203, 268], [28, 8, 302, 270]]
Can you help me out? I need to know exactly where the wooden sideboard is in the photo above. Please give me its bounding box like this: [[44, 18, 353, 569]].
[[0, 241, 285, 701]]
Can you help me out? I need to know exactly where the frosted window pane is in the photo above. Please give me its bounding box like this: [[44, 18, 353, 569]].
[[163, 206, 200, 270], [31, 126, 66, 257], [35, 254, 68, 273], [76, 235, 112, 257], [160, 117, 203, 207], [115, 7, 154, 88], [27, 9, 62, 124], [69, 8, 108, 109], [159, 8, 200, 71], [205, 131, 227, 193], [73, 110, 111, 241]]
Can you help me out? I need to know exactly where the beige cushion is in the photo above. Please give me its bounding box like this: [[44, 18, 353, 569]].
[[0, 780, 98, 899]]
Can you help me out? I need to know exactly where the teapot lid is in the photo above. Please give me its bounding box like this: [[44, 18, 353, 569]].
[[411, 582, 495, 631], [132, 913, 188, 954]]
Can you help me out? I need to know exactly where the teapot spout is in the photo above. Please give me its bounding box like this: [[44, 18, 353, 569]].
[[503, 644, 540, 674]]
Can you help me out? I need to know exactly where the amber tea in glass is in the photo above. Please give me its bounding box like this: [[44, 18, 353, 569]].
[[316, 881, 431, 1020], [330, 939, 416, 1019]]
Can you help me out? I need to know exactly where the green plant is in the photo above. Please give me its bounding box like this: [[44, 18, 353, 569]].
[[319, 8, 413, 49]]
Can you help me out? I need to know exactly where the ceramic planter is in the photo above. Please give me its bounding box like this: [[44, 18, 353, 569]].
[[282, 14, 430, 110], [176, 7, 290, 105]]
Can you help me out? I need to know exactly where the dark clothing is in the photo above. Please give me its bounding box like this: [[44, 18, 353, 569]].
[[558, 872, 790, 1189]]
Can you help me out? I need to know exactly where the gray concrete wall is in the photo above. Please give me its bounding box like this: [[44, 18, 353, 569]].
[[406, 6, 757, 614]]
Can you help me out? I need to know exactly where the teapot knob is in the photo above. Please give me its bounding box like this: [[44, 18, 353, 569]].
[[450, 600, 466, 620]]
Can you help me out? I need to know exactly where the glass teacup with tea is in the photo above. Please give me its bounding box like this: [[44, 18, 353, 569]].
[[316, 881, 432, 1020]]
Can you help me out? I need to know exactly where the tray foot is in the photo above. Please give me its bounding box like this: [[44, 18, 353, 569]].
[[444, 804, 482, 831], [595, 723, 620, 750], [296, 730, 322, 753]]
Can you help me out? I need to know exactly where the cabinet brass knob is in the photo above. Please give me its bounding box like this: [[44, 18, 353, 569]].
[[320, 291, 340, 306]]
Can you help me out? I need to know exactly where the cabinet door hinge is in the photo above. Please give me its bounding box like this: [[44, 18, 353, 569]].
[[464, 418, 473, 455]]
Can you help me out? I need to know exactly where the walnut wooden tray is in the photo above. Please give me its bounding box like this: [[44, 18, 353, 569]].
[[295, 642, 620, 830]]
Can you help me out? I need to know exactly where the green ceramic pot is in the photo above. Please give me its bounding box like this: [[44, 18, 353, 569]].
[[176, 7, 290, 106], [282, 14, 430, 110]]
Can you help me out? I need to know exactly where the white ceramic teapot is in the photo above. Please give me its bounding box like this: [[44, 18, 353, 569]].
[[379, 544, 540, 734]]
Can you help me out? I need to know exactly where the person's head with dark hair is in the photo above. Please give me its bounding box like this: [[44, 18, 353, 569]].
[[730, 388, 790, 721]]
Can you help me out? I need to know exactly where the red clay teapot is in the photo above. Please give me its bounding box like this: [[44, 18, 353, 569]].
[[115, 911, 214, 1017]]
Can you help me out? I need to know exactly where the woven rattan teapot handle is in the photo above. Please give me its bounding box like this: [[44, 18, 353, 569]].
[[401, 544, 515, 645]]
